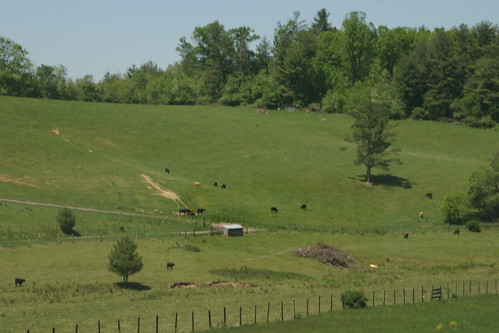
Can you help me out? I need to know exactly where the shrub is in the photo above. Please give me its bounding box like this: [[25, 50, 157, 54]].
[[341, 290, 367, 309], [466, 220, 481, 232], [56, 208, 75, 235]]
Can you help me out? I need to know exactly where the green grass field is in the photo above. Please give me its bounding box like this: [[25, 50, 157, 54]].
[[1, 96, 498, 332], [1, 96, 498, 237], [1, 230, 498, 332], [211, 294, 499, 333]]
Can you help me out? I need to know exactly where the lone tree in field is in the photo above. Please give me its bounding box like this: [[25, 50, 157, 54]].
[[56, 208, 76, 235], [108, 238, 143, 283], [347, 96, 400, 184], [468, 151, 499, 220]]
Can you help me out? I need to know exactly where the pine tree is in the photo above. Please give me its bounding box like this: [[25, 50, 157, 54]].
[[108, 238, 143, 283]]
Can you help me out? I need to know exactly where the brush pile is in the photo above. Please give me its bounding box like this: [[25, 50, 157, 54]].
[[296, 243, 354, 268]]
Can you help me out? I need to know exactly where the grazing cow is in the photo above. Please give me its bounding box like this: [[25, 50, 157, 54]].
[[271, 207, 278, 213], [195, 181, 201, 188], [213, 182, 218, 187], [426, 192, 433, 199], [418, 211, 424, 219], [166, 262, 175, 270], [221, 184, 226, 189], [15, 278, 25, 287], [165, 168, 170, 174], [179, 209, 195, 215], [453, 229, 460, 235], [197, 208, 205, 215], [403, 233, 409, 239], [301, 204, 307, 210]]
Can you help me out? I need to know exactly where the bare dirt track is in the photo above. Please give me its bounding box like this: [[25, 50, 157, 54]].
[[0, 174, 41, 189], [140, 174, 188, 208]]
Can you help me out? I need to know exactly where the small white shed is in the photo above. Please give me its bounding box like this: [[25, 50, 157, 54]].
[[223, 224, 244, 236]]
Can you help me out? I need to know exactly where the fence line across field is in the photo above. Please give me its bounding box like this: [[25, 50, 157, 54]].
[[3, 218, 494, 248], [28, 279, 497, 333]]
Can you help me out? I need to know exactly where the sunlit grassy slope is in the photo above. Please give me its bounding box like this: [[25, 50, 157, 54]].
[[1, 96, 498, 232]]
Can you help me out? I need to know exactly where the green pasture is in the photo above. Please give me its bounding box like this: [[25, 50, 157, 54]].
[[211, 294, 499, 333], [0, 230, 498, 332], [1, 96, 498, 238], [0, 96, 498, 331]]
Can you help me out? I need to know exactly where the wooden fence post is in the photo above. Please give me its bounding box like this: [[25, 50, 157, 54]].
[[462, 281, 465, 296], [281, 302, 284, 321], [191, 312, 194, 332], [330, 294, 333, 311], [293, 300, 296, 319], [75, 324, 78, 333], [254, 305, 257, 324], [266, 303, 270, 323], [372, 291, 375, 307], [208, 310, 212, 329], [393, 289, 396, 305], [421, 286, 424, 302], [98, 320, 101, 333], [240, 306, 242, 326], [403, 289, 406, 305], [118, 320, 121, 332], [469, 280, 472, 296], [412, 288, 415, 304], [175, 313, 178, 333], [383, 290, 386, 306], [318, 296, 321, 314], [156, 315, 159, 333], [447, 283, 450, 299], [224, 307, 227, 326], [137, 317, 140, 333]]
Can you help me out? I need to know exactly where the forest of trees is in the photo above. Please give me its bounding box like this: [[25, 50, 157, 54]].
[[1, 9, 498, 126]]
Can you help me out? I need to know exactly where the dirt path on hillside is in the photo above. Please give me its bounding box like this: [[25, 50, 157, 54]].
[[0, 174, 41, 189], [140, 174, 188, 209], [0, 198, 163, 219]]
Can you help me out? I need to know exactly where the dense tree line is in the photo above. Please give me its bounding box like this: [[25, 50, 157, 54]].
[[1, 10, 498, 126]]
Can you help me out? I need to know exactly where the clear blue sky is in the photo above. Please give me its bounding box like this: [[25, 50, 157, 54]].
[[1, 0, 497, 81]]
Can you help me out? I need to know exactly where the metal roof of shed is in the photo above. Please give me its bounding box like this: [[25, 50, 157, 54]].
[[223, 224, 243, 229]]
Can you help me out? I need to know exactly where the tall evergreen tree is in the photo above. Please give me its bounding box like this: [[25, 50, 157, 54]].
[[108, 238, 144, 283], [347, 89, 401, 183]]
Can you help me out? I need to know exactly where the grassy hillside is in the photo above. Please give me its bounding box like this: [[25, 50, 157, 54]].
[[1, 96, 497, 237]]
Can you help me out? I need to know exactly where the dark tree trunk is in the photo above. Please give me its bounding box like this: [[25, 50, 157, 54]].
[[366, 165, 372, 184]]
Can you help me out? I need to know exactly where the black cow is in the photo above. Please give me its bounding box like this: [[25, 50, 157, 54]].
[[271, 207, 278, 213], [165, 168, 170, 174], [221, 184, 226, 189], [301, 204, 307, 210], [403, 233, 409, 239], [453, 229, 460, 235], [197, 208, 205, 215], [213, 182, 218, 187], [179, 209, 195, 215], [15, 278, 25, 286], [425, 192, 433, 199], [167, 262, 175, 270]]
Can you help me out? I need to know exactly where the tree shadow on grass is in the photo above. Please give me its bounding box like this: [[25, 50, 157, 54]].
[[355, 174, 415, 189], [114, 282, 151, 291]]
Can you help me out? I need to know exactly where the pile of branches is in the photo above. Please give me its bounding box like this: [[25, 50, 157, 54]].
[[296, 243, 354, 268]]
